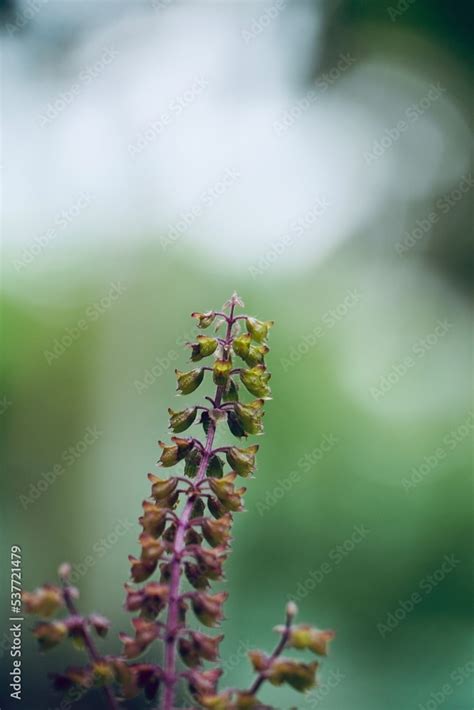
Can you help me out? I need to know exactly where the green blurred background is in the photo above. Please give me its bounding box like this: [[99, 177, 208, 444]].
[[1, 0, 473, 708]]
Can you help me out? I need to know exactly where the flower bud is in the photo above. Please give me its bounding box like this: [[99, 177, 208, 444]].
[[232, 333, 251, 359], [22, 585, 64, 617], [226, 445, 259, 477], [246, 317, 274, 342], [244, 343, 269, 367], [168, 407, 197, 433], [176, 368, 205, 395], [57, 563, 72, 582], [33, 620, 67, 651], [192, 311, 216, 329], [191, 591, 228, 627], [212, 359, 232, 386], [240, 365, 271, 398], [190, 335, 218, 361], [148, 473, 179, 499]]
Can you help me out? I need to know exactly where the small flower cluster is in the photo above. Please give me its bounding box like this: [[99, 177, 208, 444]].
[[22, 294, 334, 710]]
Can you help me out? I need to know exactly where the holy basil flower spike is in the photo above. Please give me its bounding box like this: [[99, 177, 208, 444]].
[[22, 294, 334, 710]]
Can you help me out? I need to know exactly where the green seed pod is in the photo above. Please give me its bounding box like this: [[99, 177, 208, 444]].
[[168, 407, 198, 433], [246, 317, 274, 343], [191, 311, 216, 329], [232, 333, 251, 359], [213, 359, 232, 386], [234, 400, 265, 435], [285, 625, 335, 656], [243, 343, 269, 367], [176, 368, 205, 395], [267, 658, 318, 692], [226, 444, 259, 477], [240, 365, 271, 398], [158, 437, 194, 466], [190, 335, 219, 362]]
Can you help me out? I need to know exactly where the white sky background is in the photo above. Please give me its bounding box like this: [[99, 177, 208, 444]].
[[2, 0, 471, 275]]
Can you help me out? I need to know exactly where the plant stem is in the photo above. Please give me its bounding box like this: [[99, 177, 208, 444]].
[[247, 610, 292, 697], [62, 584, 120, 710], [161, 301, 236, 710]]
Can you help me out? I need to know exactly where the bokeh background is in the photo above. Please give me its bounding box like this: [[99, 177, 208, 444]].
[[1, 0, 473, 708]]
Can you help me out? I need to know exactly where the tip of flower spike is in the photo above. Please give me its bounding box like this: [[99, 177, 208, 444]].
[[57, 563, 71, 582], [286, 601, 298, 620]]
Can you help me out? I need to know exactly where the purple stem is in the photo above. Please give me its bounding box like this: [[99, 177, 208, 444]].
[[161, 300, 236, 710], [247, 609, 292, 696]]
